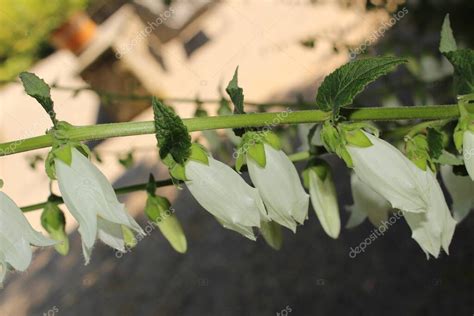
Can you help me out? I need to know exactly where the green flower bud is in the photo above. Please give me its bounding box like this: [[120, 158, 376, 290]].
[[145, 195, 187, 254], [41, 201, 69, 256]]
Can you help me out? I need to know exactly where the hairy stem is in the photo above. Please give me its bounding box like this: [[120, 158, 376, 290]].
[[2, 104, 473, 157]]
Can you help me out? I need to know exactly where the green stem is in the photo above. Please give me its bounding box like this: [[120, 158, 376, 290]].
[[20, 150, 310, 212], [2, 104, 473, 157]]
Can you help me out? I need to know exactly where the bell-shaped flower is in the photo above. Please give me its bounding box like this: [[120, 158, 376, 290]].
[[345, 173, 391, 229], [0, 191, 56, 283], [303, 161, 340, 238], [463, 130, 474, 180], [184, 144, 266, 240], [346, 131, 431, 213], [240, 132, 309, 232], [55, 148, 143, 264], [441, 165, 474, 222], [344, 130, 456, 258], [402, 168, 457, 258]]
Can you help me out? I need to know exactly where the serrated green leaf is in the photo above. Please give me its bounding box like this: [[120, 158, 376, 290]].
[[427, 127, 444, 159], [226, 67, 245, 115], [152, 97, 191, 164], [19, 72, 58, 126], [226, 67, 246, 137], [316, 57, 406, 116], [444, 49, 474, 95], [439, 14, 457, 53]]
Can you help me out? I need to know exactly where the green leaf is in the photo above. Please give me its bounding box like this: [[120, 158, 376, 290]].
[[152, 97, 191, 164], [263, 132, 281, 150], [443, 49, 474, 95], [427, 127, 444, 159], [434, 150, 464, 165], [226, 67, 246, 137], [439, 14, 457, 53], [226, 67, 245, 115], [54, 144, 73, 165], [19, 72, 58, 126], [316, 57, 406, 116], [343, 129, 372, 147], [189, 143, 209, 165]]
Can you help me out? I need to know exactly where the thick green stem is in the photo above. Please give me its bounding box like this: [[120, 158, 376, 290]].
[[2, 104, 473, 157]]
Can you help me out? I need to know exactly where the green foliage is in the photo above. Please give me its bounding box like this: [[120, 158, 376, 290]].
[[0, 0, 87, 80], [426, 127, 444, 160], [19, 72, 57, 126], [316, 57, 406, 117], [444, 50, 474, 95], [152, 97, 191, 165], [439, 14, 474, 95], [226, 67, 245, 115], [439, 14, 457, 53], [226, 67, 246, 136]]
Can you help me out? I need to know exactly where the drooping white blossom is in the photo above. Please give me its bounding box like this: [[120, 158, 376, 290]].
[[307, 166, 340, 238], [463, 130, 474, 180], [185, 155, 266, 240], [402, 168, 457, 258], [247, 144, 309, 232], [345, 173, 391, 229], [55, 148, 143, 263], [441, 165, 474, 222], [346, 132, 430, 213], [347, 131, 456, 258], [0, 191, 56, 283]]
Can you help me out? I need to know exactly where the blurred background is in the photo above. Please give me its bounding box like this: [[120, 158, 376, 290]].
[[0, 0, 473, 315]]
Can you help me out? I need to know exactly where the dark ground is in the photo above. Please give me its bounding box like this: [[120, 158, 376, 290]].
[[1, 158, 472, 316]]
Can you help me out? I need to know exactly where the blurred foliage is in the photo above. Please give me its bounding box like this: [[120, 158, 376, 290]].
[[0, 0, 87, 81]]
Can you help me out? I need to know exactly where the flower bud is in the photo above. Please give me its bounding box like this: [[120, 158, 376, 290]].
[[41, 201, 69, 256], [303, 160, 340, 238], [145, 194, 187, 254]]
